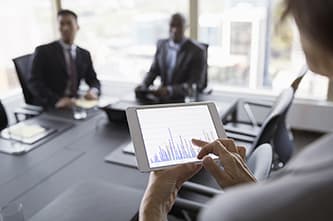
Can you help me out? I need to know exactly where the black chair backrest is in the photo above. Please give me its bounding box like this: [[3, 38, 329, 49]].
[[291, 65, 308, 91], [0, 100, 8, 130], [251, 87, 294, 154], [12, 54, 35, 105], [199, 43, 209, 91], [255, 67, 306, 163]]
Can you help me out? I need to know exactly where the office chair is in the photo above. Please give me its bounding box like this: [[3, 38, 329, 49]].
[[291, 65, 308, 91], [199, 43, 209, 92], [225, 88, 294, 163], [224, 66, 307, 137], [12, 54, 43, 121], [189, 42, 212, 98], [172, 143, 273, 220], [223, 66, 307, 166], [0, 100, 9, 130]]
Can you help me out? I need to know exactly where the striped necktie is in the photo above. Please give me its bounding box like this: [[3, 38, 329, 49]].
[[67, 48, 77, 97]]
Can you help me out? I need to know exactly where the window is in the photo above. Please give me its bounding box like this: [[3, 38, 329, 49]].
[[62, 0, 188, 83], [199, 0, 268, 89], [0, 0, 330, 101], [0, 0, 54, 97], [199, 0, 329, 100]]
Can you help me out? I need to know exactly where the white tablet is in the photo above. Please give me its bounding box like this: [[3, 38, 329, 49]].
[[126, 102, 226, 172]]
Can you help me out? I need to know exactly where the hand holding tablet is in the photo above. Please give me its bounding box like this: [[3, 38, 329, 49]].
[[126, 102, 227, 172]]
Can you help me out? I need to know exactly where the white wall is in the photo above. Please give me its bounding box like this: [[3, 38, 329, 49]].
[[289, 100, 333, 133]]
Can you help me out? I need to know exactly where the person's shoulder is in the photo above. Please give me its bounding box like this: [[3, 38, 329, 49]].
[[185, 39, 205, 53], [76, 46, 91, 56], [156, 38, 168, 47], [35, 41, 59, 52], [77, 45, 89, 53]]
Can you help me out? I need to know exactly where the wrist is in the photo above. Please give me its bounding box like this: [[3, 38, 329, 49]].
[[139, 200, 167, 221], [140, 193, 168, 221], [139, 181, 174, 221], [142, 182, 169, 211]]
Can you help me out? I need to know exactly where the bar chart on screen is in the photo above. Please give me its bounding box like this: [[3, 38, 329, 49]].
[[137, 105, 219, 168], [150, 128, 216, 164]]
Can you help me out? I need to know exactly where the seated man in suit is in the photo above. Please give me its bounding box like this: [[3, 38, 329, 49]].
[[136, 13, 206, 100], [30, 9, 101, 108]]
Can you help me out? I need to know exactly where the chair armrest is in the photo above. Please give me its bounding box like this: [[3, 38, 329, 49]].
[[224, 125, 258, 137], [174, 198, 206, 213], [221, 99, 240, 123], [14, 108, 40, 122], [243, 103, 258, 127], [182, 181, 223, 197], [14, 108, 39, 116], [23, 104, 43, 112], [172, 182, 223, 214], [237, 99, 273, 127], [226, 132, 256, 143], [243, 100, 273, 109]]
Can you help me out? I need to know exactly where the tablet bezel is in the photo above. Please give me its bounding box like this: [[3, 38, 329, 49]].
[[126, 102, 226, 172]]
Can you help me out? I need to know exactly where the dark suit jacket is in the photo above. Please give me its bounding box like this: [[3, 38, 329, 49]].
[[142, 38, 206, 98], [30, 41, 101, 107]]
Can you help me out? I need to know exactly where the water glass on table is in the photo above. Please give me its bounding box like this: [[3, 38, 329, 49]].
[[185, 83, 198, 103], [72, 105, 88, 120], [0, 203, 24, 221]]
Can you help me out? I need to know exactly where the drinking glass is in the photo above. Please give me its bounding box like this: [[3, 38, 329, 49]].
[[72, 105, 87, 120], [0, 203, 24, 221], [185, 83, 198, 103]]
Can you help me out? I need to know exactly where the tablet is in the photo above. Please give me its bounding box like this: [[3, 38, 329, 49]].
[[126, 102, 226, 172]]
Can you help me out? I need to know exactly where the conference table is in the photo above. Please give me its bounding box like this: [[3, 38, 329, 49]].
[[0, 81, 239, 219]]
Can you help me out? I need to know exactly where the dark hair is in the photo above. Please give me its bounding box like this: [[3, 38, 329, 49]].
[[170, 13, 186, 25], [57, 9, 78, 20], [283, 0, 333, 52]]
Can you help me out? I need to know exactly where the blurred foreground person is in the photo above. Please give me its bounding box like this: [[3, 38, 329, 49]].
[[139, 1, 333, 220]]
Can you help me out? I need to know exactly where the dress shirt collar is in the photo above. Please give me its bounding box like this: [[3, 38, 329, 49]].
[[168, 38, 187, 50], [59, 40, 77, 52]]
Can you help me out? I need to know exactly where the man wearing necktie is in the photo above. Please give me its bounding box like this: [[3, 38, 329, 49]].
[[30, 9, 101, 108], [137, 13, 206, 100]]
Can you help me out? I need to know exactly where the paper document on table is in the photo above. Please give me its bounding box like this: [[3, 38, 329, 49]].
[[75, 99, 99, 109], [3, 124, 46, 139], [1, 122, 56, 144]]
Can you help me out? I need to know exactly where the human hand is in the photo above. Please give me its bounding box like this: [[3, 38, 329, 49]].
[[55, 97, 75, 109], [192, 138, 256, 189], [139, 163, 202, 221], [152, 86, 169, 98], [84, 89, 98, 100]]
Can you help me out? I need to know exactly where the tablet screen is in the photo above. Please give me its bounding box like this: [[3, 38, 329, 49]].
[[137, 105, 218, 169]]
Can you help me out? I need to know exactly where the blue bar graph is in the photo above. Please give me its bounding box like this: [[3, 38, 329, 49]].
[[150, 128, 216, 164]]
